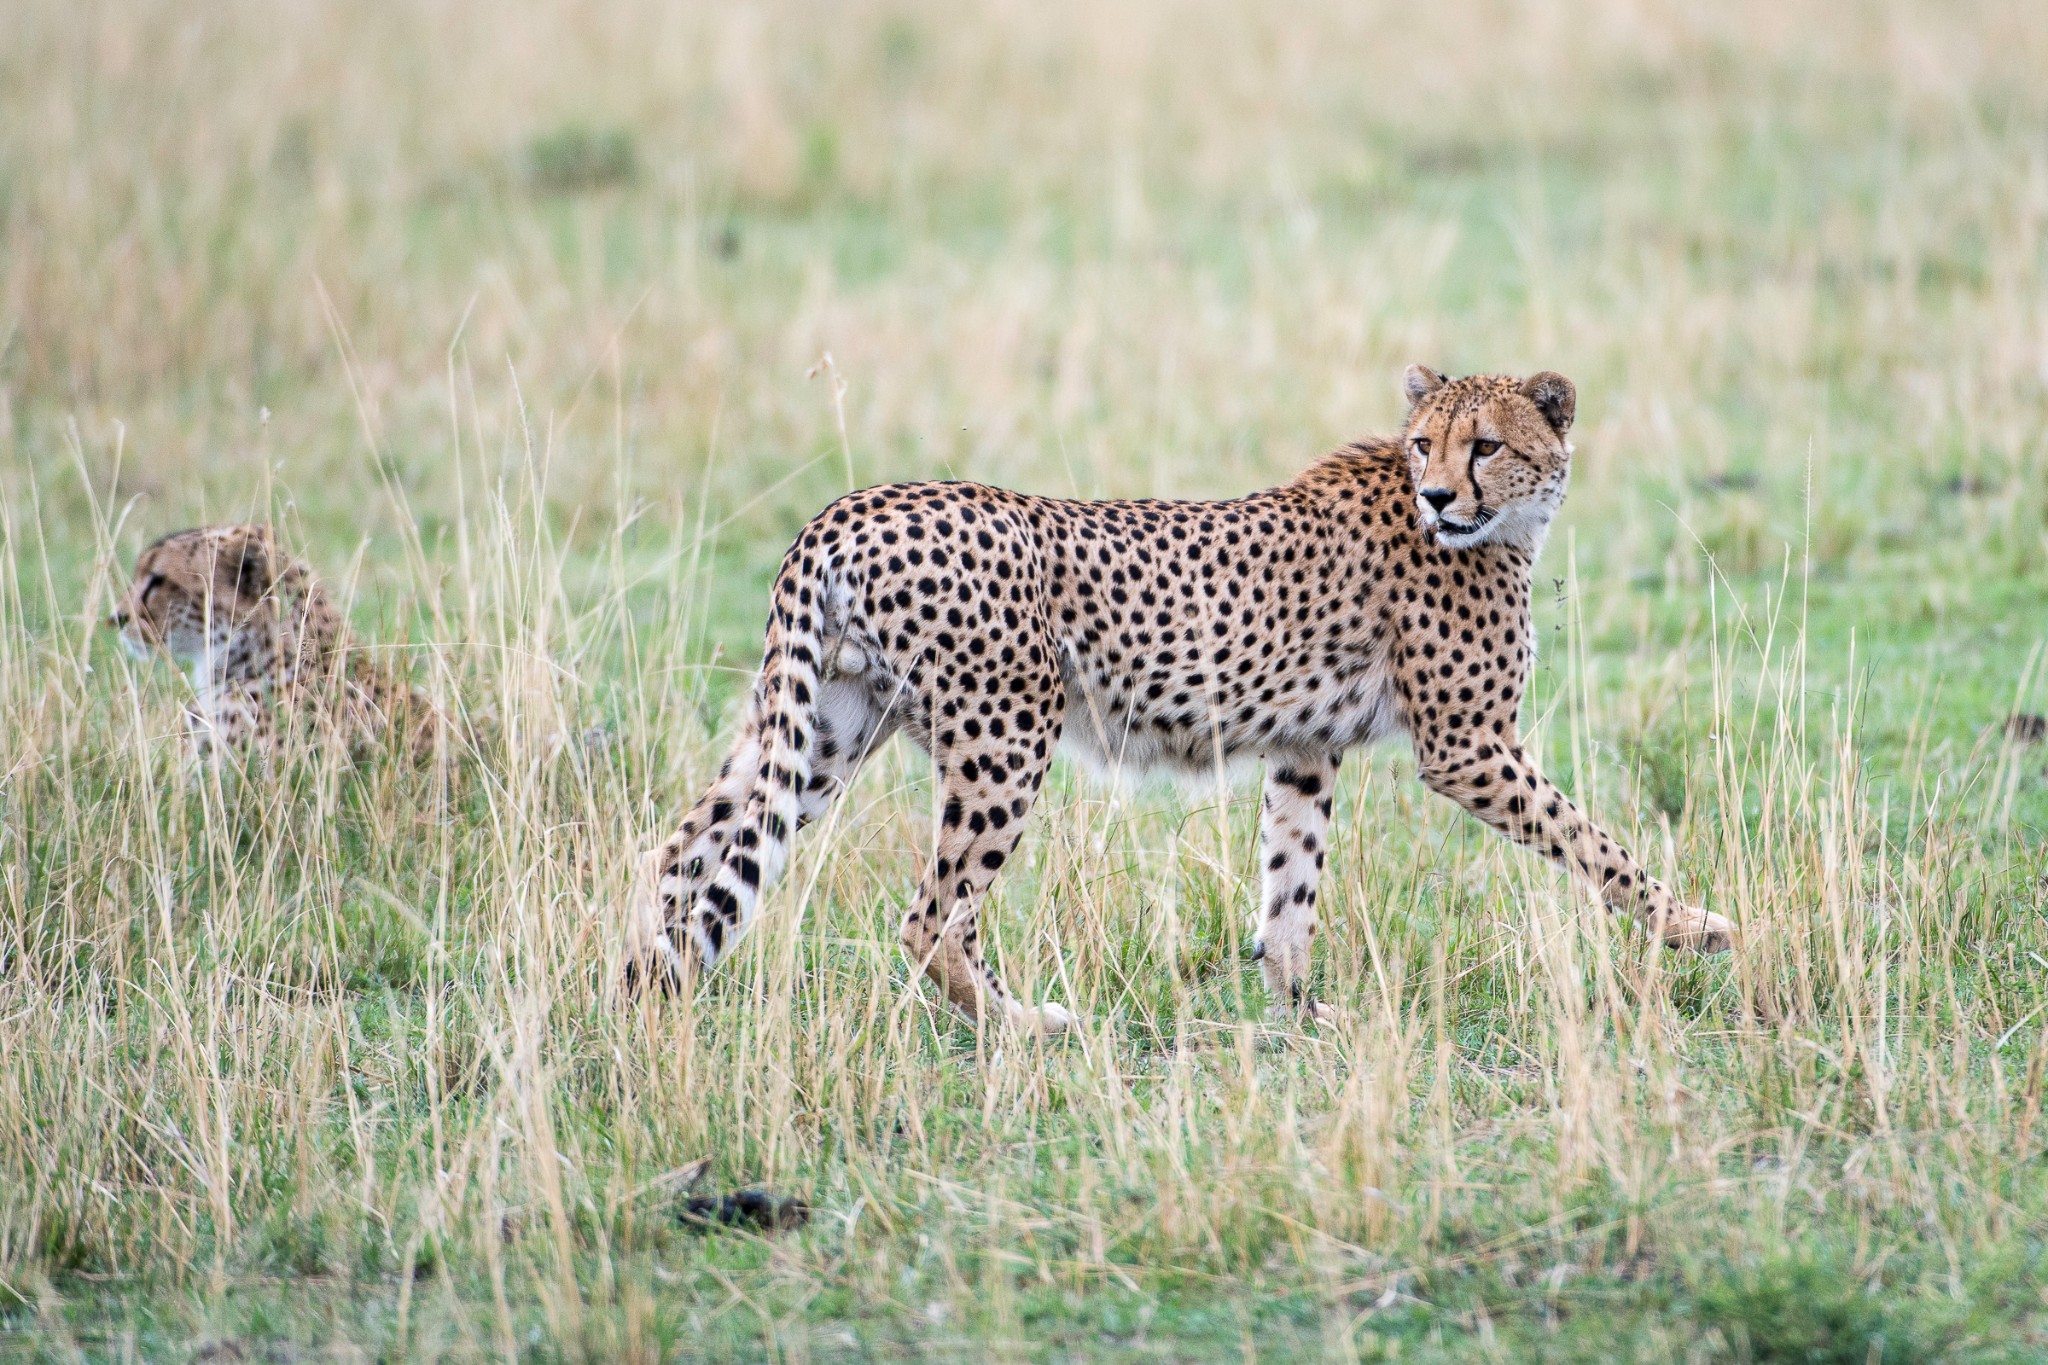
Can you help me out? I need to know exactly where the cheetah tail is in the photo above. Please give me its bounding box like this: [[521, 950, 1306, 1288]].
[[685, 565, 825, 968]]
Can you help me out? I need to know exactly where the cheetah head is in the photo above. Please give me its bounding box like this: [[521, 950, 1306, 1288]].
[[107, 524, 278, 673], [1401, 366, 1575, 552]]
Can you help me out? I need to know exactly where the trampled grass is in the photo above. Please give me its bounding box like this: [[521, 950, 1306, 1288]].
[[3, 0, 2047, 1358]]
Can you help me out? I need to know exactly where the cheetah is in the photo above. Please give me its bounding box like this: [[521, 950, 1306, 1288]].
[[630, 367, 1734, 1032], [107, 524, 438, 767]]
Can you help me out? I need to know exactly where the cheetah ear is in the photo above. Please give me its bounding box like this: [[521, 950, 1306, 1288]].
[[1402, 364, 1447, 408], [220, 527, 274, 597], [1520, 371, 1576, 436]]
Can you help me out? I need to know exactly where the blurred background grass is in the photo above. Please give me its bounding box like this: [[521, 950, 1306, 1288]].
[[3, 0, 2048, 1359], [9, 0, 2047, 745]]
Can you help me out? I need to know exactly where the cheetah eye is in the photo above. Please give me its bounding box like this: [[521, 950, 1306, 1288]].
[[1470, 439, 1501, 459], [1411, 437, 1431, 457]]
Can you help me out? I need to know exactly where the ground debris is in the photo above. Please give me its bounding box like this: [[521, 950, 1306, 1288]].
[[678, 1188, 811, 1234]]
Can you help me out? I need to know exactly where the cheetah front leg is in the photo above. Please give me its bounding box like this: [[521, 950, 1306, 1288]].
[[1250, 754, 1345, 1021], [1416, 741, 1733, 952]]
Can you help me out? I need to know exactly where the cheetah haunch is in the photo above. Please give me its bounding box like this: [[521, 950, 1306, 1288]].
[[108, 524, 438, 768], [632, 367, 1734, 1031]]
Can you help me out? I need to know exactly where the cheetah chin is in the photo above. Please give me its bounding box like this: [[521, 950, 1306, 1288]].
[[1429, 516, 1488, 547], [631, 365, 1731, 1038]]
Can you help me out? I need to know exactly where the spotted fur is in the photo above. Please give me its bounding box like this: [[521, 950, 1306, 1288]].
[[631, 368, 1733, 1031], [108, 524, 438, 767]]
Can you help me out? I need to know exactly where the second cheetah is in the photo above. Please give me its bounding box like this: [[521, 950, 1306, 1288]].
[[108, 524, 439, 768], [630, 366, 1734, 1032]]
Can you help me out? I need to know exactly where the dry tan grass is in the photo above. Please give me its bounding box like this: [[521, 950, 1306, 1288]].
[[2, 0, 2047, 1357]]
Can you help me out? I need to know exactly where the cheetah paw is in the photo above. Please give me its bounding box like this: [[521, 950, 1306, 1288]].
[[1305, 999, 1352, 1026], [1021, 1002, 1075, 1036], [1659, 907, 1736, 954], [1264, 999, 1349, 1028], [622, 930, 693, 996], [1694, 909, 1737, 953]]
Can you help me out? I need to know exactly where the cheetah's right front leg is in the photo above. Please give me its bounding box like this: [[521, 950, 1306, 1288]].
[[1416, 740, 1734, 953]]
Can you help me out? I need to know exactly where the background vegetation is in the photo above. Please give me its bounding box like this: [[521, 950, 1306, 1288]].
[[3, 0, 2047, 1357]]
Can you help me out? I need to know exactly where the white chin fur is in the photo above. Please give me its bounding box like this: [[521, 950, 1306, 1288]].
[[1426, 498, 1561, 553], [118, 633, 149, 662]]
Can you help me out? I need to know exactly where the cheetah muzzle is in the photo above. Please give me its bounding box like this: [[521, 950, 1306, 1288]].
[[630, 366, 1735, 1032]]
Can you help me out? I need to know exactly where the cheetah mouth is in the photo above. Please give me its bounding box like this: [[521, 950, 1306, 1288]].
[[1432, 511, 1492, 542]]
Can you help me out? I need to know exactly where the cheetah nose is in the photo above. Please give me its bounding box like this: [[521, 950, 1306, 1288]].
[[1421, 489, 1455, 514]]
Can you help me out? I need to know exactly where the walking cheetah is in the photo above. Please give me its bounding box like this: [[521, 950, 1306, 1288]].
[[108, 524, 438, 766], [630, 367, 1734, 1031]]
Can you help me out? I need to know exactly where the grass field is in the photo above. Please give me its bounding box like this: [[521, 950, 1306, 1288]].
[[5, 0, 2048, 1358]]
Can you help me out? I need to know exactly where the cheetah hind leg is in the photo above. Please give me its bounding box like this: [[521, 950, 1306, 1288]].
[[899, 734, 1073, 1037], [796, 670, 900, 830], [628, 673, 898, 993], [628, 734, 762, 992]]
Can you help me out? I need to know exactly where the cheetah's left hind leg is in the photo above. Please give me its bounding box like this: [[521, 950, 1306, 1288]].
[[630, 674, 896, 992], [628, 733, 760, 993]]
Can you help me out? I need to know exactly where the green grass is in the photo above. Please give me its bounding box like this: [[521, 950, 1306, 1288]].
[[4, 0, 2048, 1359]]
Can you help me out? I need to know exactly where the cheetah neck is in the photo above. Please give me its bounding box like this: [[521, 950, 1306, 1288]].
[[195, 583, 335, 694]]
